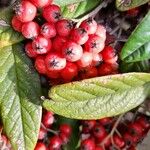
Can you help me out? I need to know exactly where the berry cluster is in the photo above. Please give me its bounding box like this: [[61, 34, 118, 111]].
[[11, 0, 118, 83], [80, 114, 150, 150], [35, 110, 72, 150]]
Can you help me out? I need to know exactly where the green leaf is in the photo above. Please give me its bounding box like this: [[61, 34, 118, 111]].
[[116, 0, 149, 11], [54, 0, 85, 6], [61, 0, 102, 19], [0, 44, 42, 150], [43, 73, 150, 120], [121, 11, 150, 62]]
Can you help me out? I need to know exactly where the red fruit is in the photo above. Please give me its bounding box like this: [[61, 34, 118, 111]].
[[25, 42, 37, 58], [127, 8, 139, 17], [14, 0, 37, 22], [93, 124, 107, 139], [70, 28, 89, 45], [98, 117, 113, 126], [85, 34, 105, 54], [45, 53, 66, 71], [123, 133, 135, 147], [42, 111, 54, 127], [95, 146, 103, 150], [59, 132, 69, 144], [92, 53, 103, 66], [82, 120, 96, 133], [56, 19, 74, 37], [53, 36, 67, 52], [43, 4, 61, 23], [34, 142, 47, 150], [59, 124, 72, 137], [81, 67, 98, 79], [80, 18, 97, 34], [128, 145, 136, 150], [38, 127, 47, 140], [113, 134, 125, 148], [46, 70, 60, 79], [22, 21, 40, 39], [35, 56, 47, 74], [62, 41, 83, 62], [101, 46, 116, 61], [95, 24, 106, 41], [77, 52, 93, 68], [41, 22, 56, 39], [61, 62, 78, 81], [98, 63, 116, 76], [136, 116, 150, 130], [30, 0, 52, 8], [32, 35, 52, 54], [49, 136, 62, 150], [80, 139, 95, 150], [11, 16, 23, 32]]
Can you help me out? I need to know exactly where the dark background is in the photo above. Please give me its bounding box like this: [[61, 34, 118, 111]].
[[0, 0, 13, 8]]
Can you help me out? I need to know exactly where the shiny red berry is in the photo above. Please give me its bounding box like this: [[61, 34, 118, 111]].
[[59, 132, 69, 145], [25, 42, 37, 58], [85, 34, 105, 54], [136, 116, 150, 130], [34, 142, 47, 150], [56, 19, 74, 37], [35, 56, 47, 74], [81, 67, 98, 79], [113, 134, 125, 148], [82, 120, 96, 133], [49, 136, 62, 150], [77, 52, 93, 68], [80, 18, 97, 34], [38, 127, 47, 140], [70, 28, 89, 45], [41, 22, 56, 39], [98, 117, 113, 126], [95, 24, 106, 41], [32, 35, 52, 54], [62, 41, 83, 62], [123, 133, 134, 147], [11, 16, 23, 32], [92, 53, 103, 67], [59, 124, 72, 137], [53, 36, 67, 52], [42, 111, 54, 127], [45, 53, 66, 71], [46, 70, 60, 79], [95, 146, 103, 150], [30, 0, 52, 8], [43, 4, 61, 23], [61, 62, 78, 81], [14, 0, 37, 22], [80, 139, 95, 150], [22, 21, 40, 39]]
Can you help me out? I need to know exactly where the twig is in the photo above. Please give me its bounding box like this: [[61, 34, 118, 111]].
[[41, 123, 58, 135]]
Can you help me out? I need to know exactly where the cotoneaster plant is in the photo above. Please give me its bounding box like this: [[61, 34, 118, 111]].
[[0, 0, 150, 150]]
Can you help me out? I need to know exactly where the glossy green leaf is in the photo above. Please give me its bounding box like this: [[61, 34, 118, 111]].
[[43, 73, 150, 120], [121, 11, 150, 62], [54, 0, 85, 6], [61, 0, 102, 19], [116, 0, 149, 11]]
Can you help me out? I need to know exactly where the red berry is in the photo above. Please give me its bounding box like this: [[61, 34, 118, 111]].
[[70, 28, 89, 45], [127, 8, 139, 17], [77, 52, 93, 68], [80, 18, 97, 34], [101, 46, 116, 61], [62, 41, 83, 62], [53, 36, 67, 52], [34, 142, 47, 150], [11, 16, 23, 32], [38, 127, 47, 140], [25, 42, 37, 58], [85, 34, 105, 54], [113, 134, 125, 148], [14, 0, 37, 22], [41, 22, 56, 39], [81, 67, 98, 79], [59, 132, 69, 145], [22, 21, 40, 39], [82, 120, 96, 133], [93, 124, 107, 139], [61, 62, 78, 81], [95, 24, 106, 41], [35, 56, 47, 74], [32, 35, 52, 54], [30, 0, 52, 8], [136, 116, 150, 130], [123, 133, 135, 146], [95, 146, 103, 150], [43, 4, 61, 23], [80, 139, 95, 150], [46, 70, 60, 79], [98, 117, 113, 126], [56, 19, 74, 37], [59, 124, 72, 137], [92, 53, 103, 66], [45, 53, 66, 71], [42, 111, 54, 127], [49, 136, 62, 150]]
